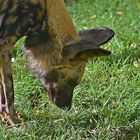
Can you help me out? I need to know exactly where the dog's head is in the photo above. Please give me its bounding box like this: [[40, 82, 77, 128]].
[[25, 27, 114, 110]]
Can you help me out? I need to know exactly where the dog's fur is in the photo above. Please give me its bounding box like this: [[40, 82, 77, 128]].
[[0, 0, 114, 126]]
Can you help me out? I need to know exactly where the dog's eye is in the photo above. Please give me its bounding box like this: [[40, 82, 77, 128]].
[[59, 73, 65, 79]]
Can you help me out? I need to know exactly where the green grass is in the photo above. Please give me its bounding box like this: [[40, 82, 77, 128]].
[[0, 0, 140, 139]]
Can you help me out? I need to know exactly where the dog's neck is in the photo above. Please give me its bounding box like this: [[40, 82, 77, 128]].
[[45, 0, 80, 45]]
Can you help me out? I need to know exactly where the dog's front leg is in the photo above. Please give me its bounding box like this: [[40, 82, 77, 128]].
[[0, 46, 19, 126]]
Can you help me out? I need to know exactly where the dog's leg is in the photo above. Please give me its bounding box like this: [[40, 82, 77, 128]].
[[0, 45, 19, 126], [0, 1, 45, 126]]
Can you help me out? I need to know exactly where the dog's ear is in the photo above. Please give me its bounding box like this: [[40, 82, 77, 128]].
[[63, 27, 114, 60], [79, 27, 115, 46], [63, 42, 111, 60]]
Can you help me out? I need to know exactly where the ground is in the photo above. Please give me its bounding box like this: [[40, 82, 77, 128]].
[[0, 0, 140, 139]]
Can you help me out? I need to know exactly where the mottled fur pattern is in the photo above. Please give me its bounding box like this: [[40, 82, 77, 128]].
[[0, 0, 114, 125], [0, 0, 76, 125]]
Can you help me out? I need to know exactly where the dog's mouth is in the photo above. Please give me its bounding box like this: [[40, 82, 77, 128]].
[[44, 82, 74, 110]]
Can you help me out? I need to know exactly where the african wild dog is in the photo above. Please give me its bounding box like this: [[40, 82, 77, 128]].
[[0, 0, 114, 126]]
